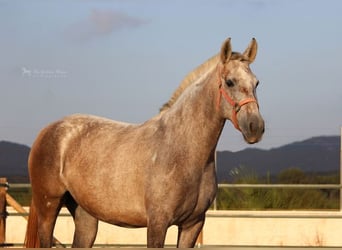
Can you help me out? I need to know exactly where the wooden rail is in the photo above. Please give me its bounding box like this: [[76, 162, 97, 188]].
[[0, 178, 7, 246]]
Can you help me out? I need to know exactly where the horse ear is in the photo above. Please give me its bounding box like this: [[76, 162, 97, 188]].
[[220, 37, 232, 64], [243, 38, 258, 63]]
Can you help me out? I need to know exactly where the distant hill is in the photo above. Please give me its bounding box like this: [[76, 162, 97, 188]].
[[0, 136, 340, 183], [216, 136, 340, 182], [0, 141, 30, 183]]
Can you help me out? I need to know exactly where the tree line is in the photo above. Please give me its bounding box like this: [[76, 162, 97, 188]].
[[215, 166, 339, 210]]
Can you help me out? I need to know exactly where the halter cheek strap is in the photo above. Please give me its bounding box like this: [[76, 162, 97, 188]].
[[216, 81, 258, 131]]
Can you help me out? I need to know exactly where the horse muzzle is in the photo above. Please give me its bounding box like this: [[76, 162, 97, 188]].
[[240, 113, 265, 144]]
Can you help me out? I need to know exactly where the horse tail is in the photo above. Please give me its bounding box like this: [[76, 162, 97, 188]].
[[24, 199, 40, 247]]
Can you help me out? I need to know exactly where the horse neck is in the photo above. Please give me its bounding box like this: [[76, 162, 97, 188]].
[[160, 67, 225, 161]]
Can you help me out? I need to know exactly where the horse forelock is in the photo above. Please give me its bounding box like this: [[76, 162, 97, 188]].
[[159, 52, 247, 112]]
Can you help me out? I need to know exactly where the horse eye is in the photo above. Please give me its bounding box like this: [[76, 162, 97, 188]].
[[256, 80, 260, 87], [225, 79, 235, 87]]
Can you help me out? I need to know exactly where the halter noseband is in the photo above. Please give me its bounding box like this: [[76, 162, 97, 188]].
[[216, 70, 258, 131]]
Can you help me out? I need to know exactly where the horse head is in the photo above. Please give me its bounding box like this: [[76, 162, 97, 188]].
[[216, 38, 264, 144]]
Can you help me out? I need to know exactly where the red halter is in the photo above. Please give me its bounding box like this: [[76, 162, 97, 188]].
[[216, 73, 258, 131]]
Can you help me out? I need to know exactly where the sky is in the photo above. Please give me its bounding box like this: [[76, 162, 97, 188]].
[[0, 0, 341, 152]]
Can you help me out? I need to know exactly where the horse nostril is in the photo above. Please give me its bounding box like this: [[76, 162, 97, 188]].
[[249, 120, 264, 135], [249, 122, 256, 133]]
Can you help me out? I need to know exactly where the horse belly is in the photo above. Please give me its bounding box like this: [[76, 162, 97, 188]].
[[65, 170, 148, 227]]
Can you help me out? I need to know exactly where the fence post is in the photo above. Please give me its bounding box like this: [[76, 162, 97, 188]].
[[340, 127, 342, 211], [0, 178, 8, 246]]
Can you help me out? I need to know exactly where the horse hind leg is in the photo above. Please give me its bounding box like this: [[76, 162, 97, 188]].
[[65, 193, 98, 247], [31, 195, 65, 247], [72, 207, 98, 248]]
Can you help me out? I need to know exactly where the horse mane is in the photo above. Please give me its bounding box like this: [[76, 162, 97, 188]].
[[159, 52, 246, 112]]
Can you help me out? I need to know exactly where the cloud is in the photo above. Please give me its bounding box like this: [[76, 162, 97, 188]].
[[65, 9, 146, 42]]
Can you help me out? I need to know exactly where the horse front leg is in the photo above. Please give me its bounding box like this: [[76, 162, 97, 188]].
[[177, 215, 205, 248], [147, 219, 169, 248]]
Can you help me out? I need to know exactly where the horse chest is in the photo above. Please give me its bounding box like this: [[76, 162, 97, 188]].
[[148, 163, 217, 224], [176, 178, 217, 225]]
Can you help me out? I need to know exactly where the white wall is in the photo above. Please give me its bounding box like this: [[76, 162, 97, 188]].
[[5, 207, 342, 247]]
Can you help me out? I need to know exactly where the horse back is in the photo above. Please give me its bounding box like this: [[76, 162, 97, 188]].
[[29, 114, 133, 191]]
